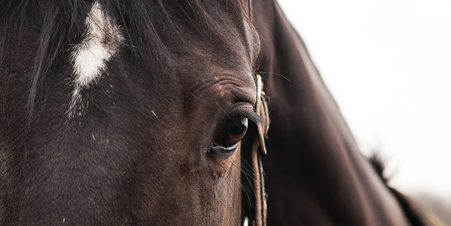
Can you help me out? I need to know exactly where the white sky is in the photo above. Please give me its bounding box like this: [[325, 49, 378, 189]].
[[278, 0, 451, 201]]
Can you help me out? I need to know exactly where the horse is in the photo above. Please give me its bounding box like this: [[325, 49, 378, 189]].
[[0, 0, 430, 225]]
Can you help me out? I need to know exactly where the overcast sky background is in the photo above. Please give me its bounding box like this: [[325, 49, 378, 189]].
[[277, 0, 451, 201]]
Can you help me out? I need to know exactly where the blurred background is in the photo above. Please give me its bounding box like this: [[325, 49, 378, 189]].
[[278, 0, 451, 222]]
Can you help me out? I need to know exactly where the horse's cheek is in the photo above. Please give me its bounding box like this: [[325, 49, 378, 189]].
[[207, 145, 241, 178]]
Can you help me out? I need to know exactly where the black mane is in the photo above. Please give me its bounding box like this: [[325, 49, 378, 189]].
[[368, 154, 431, 225]]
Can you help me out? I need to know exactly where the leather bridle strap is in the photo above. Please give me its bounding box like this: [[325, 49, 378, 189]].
[[244, 74, 269, 226], [255, 75, 269, 155], [244, 2, 268, 226]]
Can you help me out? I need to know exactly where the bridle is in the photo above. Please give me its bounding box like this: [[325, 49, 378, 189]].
[[243, 74, 269, 226], [242, 1, 269, 225]]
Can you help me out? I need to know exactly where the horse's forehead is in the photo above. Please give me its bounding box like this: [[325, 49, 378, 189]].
[[67, 1, 258, 115]]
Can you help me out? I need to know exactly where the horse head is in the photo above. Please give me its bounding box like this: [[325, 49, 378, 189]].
[[0, 0, 263, 225]]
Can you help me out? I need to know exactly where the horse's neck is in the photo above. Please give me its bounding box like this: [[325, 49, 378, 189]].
[[256, 0, 411, 225]]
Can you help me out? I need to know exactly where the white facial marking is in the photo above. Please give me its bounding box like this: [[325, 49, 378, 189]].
[[68, 1, 123, 118]]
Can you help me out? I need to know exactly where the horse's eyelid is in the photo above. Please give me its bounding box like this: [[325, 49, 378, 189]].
[[241, 111, 264, 125], [227, 105, 263, 125]]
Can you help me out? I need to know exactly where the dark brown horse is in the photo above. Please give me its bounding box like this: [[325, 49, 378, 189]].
[[0, 0, 430, 225]]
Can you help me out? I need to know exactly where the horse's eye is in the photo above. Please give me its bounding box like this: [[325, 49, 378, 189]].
[[211, 117, 248, 153]]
